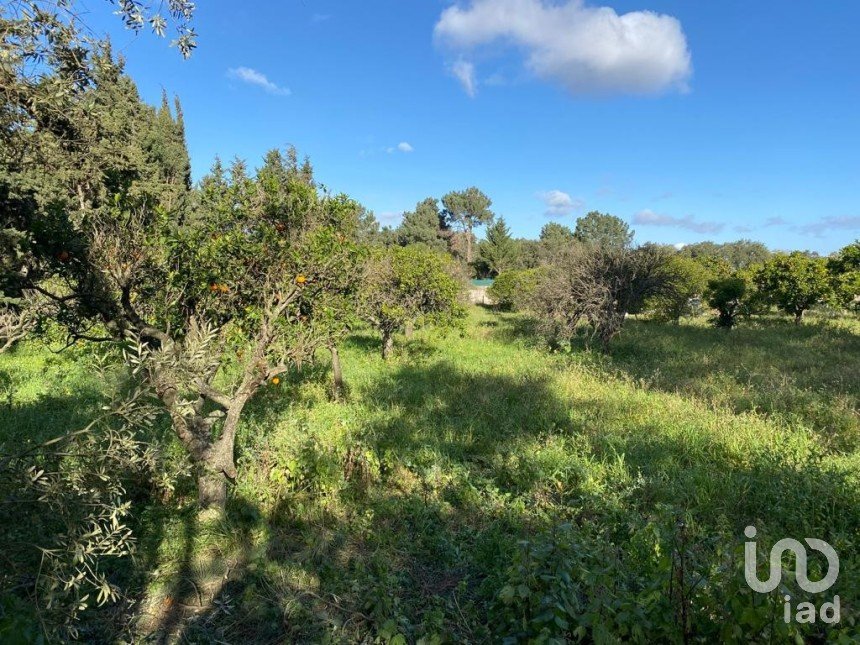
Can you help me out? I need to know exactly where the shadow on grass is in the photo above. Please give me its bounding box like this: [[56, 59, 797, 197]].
[[491, 311, 860, 449], [150, 357, 858, 643]]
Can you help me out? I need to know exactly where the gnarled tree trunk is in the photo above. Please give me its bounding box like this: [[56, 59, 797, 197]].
[[381, 329, 394, 360]]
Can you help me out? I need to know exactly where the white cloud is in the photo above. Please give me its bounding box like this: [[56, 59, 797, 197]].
[[538, 190, 584, 217], [451, 59, 478, 97], [673, 242, 687, 250], [633, 209, 724, 234], [385, 142, 415, 154], [435, 0, 692, 96], [227, 67, 291, 96]]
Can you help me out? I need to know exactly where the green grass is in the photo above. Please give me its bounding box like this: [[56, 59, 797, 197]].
[[1, 307, 858, 642]]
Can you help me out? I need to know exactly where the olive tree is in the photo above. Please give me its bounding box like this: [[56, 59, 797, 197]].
[[359, 245, 465, 359], [532, 244, 672, 352]]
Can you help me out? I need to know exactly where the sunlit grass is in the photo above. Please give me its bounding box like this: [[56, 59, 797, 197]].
[[1, 306, 858, 641]]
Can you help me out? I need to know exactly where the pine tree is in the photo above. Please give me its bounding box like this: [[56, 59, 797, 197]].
[[441, 187, 494, 264], [479, 217, 520, 276], [396, 198, 446, 251]]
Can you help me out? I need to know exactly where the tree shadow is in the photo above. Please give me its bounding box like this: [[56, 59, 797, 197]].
[[491, 312, 860, 449], [132, 356, 860, 642]]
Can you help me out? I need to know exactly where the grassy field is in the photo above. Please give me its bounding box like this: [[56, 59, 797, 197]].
[[1, 307, 858, 642]]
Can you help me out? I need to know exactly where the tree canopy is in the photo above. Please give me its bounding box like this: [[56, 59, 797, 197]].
[[573, 211, 633, 250], [441, 187, 494, 264], [479, 217, 520, 276]]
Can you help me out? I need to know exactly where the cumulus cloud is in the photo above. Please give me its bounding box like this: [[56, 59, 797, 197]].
[[633, 209, 724, 234], [538, 190, 584, 217], [796, 215, 860, 237], [451, 59, 478, 97], [227, 67, 291, 96], [434, 0, 692, 96]]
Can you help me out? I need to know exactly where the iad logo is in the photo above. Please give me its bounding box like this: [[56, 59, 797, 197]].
[[743, 525, 840, 624]]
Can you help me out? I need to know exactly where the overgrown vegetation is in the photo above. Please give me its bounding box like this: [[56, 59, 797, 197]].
[[1, 2, 859, 641], [1, 308, 858, 642]]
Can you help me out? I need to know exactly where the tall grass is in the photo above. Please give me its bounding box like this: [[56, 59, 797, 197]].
[[1, 307, 857, 642]]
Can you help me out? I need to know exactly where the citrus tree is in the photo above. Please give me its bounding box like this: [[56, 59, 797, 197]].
[[753, 252, 832, 324], [128, 152, 362, 512], [649, 255, 711, 323], [489, 267, 546, 312], [8, 121, 362, 515], [828, 240, 860, 311], [360, 245, 465, 359], [706, 276, 747, 328]]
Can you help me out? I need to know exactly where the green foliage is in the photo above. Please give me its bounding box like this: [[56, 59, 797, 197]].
[[441, 187, 494, 264], [680, 240, 771, 271], [360, 246, 465, 358], [396, 198, 447, 251], [649, 255, 711, 322], [1, 308, 859, 641], [489, 268, 544, 311], [0, 362, 165, 640], [539, 222, 574, 243], [478, 217, 520, 277], [753, 252, 833, 323], [707, 276, 747, 328], [828, 240, 860, 310], [573, 211, 633, 250]]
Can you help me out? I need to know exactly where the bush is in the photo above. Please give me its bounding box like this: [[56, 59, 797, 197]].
[[489, 268, 544, 311], [707, 276, 747, 328]]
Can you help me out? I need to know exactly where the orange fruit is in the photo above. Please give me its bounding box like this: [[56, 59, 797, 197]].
[[295, 274, 307, 285], [271, 376, 280, 385]]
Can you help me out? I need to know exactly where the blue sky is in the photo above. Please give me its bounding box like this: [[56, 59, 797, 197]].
[[90, 0, 859, 253]]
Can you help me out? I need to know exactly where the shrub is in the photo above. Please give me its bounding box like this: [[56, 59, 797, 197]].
[[359, 245, 465, 359], [489, 268, 544, 311], [707, 276, 747, 328], [532, 244, 673, 352]]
